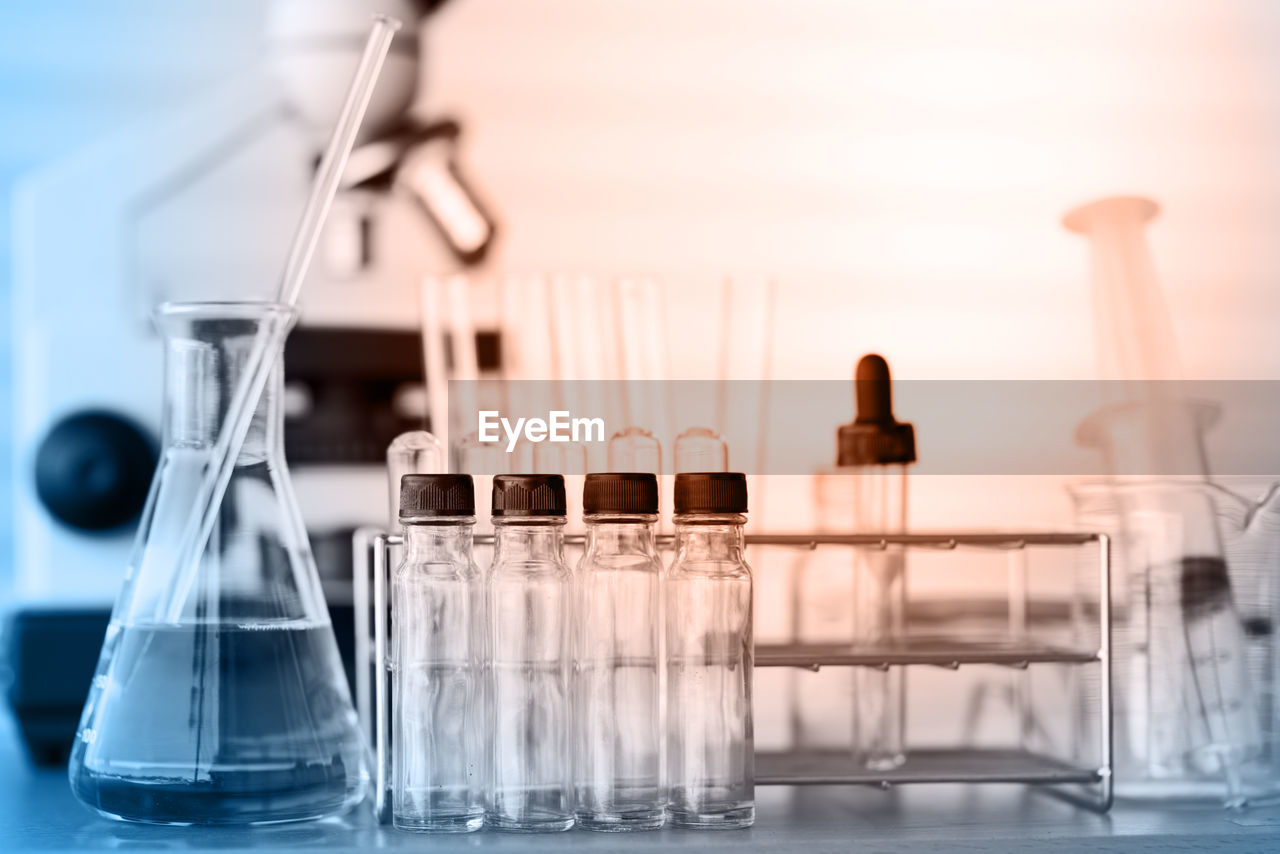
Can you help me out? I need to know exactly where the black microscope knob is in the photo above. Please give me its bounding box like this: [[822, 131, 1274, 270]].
[[34, 411, 156, 532]]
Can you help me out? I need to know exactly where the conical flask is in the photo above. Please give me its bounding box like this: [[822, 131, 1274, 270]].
[[69, 301, 368, 825]]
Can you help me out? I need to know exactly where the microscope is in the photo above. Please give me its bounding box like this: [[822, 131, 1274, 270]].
[[6, 0, 496, 763]]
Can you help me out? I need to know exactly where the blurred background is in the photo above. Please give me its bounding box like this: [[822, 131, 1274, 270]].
[[3, 0, 1280, 779]]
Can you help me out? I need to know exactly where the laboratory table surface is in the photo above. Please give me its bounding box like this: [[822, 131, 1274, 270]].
[[3, 714, 1279, 854]]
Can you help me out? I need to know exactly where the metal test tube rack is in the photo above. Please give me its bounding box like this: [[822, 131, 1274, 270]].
[[751, 531, 1112, 813], [356, 530, 1113, 819]]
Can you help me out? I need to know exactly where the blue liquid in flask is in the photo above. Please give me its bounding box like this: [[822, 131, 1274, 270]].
[[71, 619, 366, 825], [68, 302, 368, 825]]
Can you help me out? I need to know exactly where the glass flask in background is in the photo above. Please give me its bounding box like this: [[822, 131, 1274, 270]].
[[69, 302, 367, 825], [841, 354, 915, 771], [486, 475, 575, 832], [574, 474, 665, 831], [390, 474, 483, 832], [666, 473, 754, 829], [789, 473, 856, 750]]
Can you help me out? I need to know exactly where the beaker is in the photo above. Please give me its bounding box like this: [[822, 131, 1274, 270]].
[[69, 302, 368, 825], [1069, 476, 1280, 804], [1075, 398, 1264, 803]]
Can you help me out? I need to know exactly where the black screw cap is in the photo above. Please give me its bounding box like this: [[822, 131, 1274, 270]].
[[492, 474, 566, 517], [400, 474, 475, 518], [583, 473, 659, 515], [674, 472, 748, 515]]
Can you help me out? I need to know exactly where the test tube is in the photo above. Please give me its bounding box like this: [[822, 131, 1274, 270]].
[[574, 276, 619, 471], [446, 274, 481, 444], [790, 472, 856, 750], [607, 278, 666, 475], [545, 274, 593, 526], [386, 431, 445, 528], [674, 426, 729, 473], [717, 276, 776, 525], [374, 430, 445, 814], [420, 277, 452, 454]]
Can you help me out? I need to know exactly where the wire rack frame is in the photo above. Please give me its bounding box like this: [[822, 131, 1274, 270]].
[[355, 529, 1113, 817]]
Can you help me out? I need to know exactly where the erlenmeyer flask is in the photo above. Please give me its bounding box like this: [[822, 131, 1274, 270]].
[[69, 301, 367, 825]]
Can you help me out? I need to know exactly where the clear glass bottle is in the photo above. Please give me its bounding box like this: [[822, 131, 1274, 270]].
[[666, 472, 754, 829], [390, 474, 484, 832], [69, 301, 366, 825], [840, 354, 915, 771], [486, 474, 575, 832], [574, 473, 664, 831]]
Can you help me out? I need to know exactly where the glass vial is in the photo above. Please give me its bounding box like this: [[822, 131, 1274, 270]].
[[486, 474, 575, 832], [390, 474, 484, 832], [575, 473, 665, 831], [839, 354, 915, 771], [851, 467, 908, 770], [666, 472, 754, 829]]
